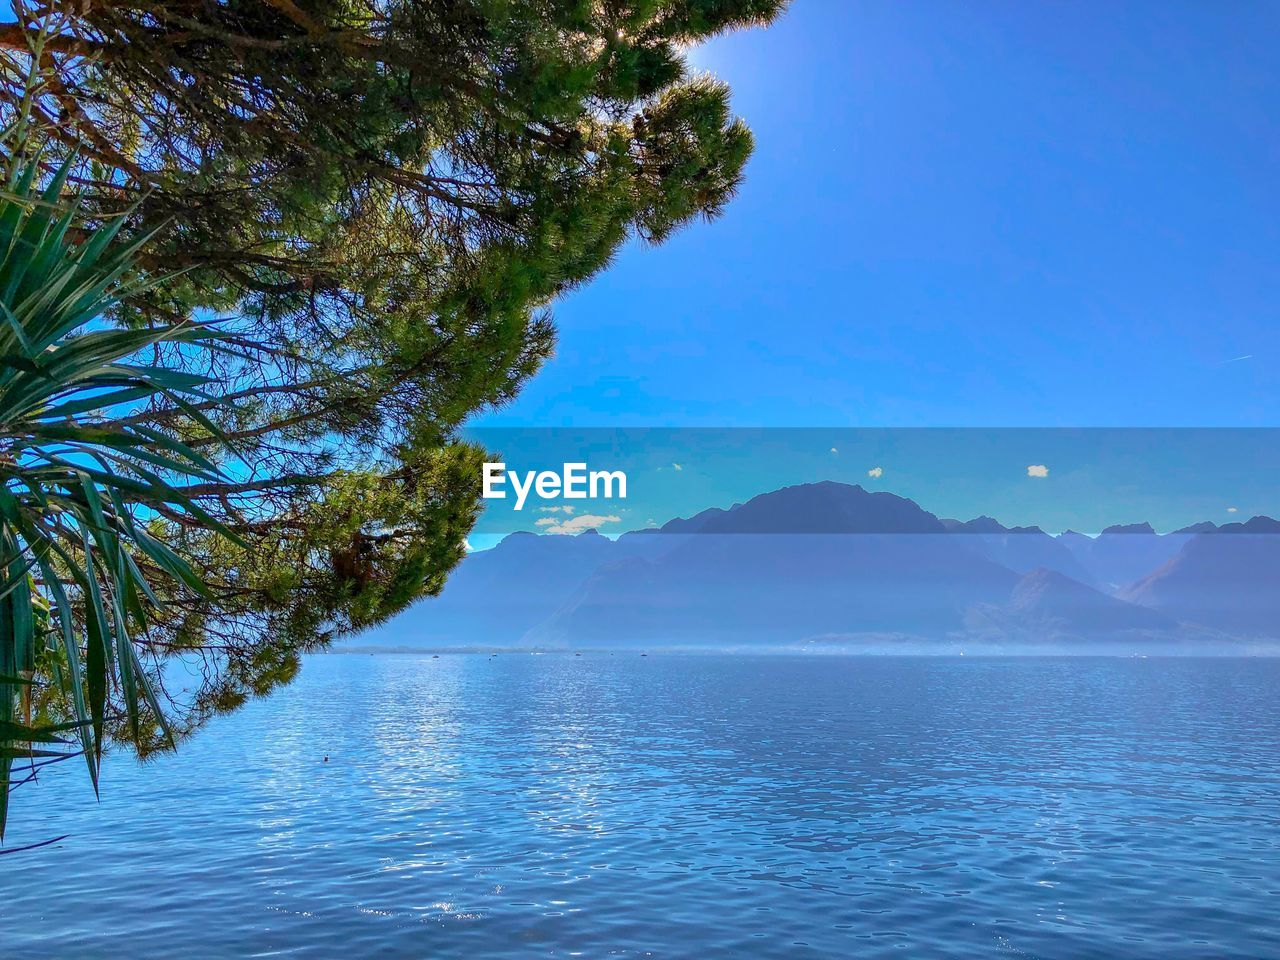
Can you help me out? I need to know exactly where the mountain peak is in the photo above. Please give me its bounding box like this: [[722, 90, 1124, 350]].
[[655, 504, 735, 534], [949, 516, 1048, 535], [1009, 567, 1175, 630], [1010, 566, 1087, 603], [1100, 522, 1156, 535], [696, 481, 945, 534], [952, 515, 1007, 534], [1174, 521, 1217, 534], [1215, 516, 1280, 534]]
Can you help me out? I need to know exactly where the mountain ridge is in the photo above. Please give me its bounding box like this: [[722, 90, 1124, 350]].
[[346, 482, 1275, 652]]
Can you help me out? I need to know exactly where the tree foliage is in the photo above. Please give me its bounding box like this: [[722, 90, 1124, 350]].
[[0, 1, 783, 726]]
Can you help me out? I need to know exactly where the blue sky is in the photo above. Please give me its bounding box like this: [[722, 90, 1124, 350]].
[[478, 0, 1280, 430]]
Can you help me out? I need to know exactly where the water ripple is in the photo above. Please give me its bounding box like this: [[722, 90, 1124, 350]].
[[3, 655, 1280, 958]]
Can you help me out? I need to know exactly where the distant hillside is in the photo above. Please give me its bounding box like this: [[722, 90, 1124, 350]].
[[943, 517, 1099, 587], [1122, 518, 1280, 635], [529, 484, 1018, 647], [1056, 524, 1193, 590], [358, 529, 619, 648], [964, 567, 1182, 643], [345, 481, 1270, 652]]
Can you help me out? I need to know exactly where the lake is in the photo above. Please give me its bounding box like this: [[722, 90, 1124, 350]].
[[3, 654, 1279, 958]]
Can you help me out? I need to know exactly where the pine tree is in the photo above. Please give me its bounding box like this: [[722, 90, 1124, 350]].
[[0, 2, 784, 723]]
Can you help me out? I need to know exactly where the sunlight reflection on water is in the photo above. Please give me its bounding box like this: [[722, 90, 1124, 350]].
[[3, 654, 1280, 958]]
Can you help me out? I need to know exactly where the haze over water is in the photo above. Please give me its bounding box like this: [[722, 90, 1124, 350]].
[[3, 653, 1279, 958]]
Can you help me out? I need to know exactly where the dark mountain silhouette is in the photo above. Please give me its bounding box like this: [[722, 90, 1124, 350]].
[[1122, 518, 1280, 635], [1218, 517, 1280, 534], [693, 480, 947, 534], [1103, 522, 1157, 535], [641, 504, 738, 535], [1174, 521, 1218, 534], [347, 482, 1275, 651]]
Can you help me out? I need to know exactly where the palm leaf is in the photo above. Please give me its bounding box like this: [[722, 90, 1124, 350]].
[[0, 155, 236, 840]]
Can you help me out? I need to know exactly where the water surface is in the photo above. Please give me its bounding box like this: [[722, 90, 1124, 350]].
[[3, 654, 1279, 958]]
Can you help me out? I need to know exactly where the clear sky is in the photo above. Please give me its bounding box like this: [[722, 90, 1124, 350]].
[[478, 0, 1280, 430]]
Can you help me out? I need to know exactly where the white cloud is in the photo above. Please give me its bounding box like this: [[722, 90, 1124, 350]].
[[537, 505, 575, 514], [463, 538, 474, 552], [536, 513, 622, 536], [1227, 506, 1239, 513], [867, 466, 883, 479], [830, 447, 839, 455], [1027, 464, 1049, 478], [672, 462, 683, 471]]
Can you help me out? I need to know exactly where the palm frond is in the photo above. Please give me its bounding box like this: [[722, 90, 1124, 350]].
[[0, 155, 234, 839]]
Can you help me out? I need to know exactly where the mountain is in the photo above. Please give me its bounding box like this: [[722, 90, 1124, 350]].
[[943, 517, 1099, 587], [356, 529, 619, 648], [1004, 568, 1177, 633], [639, 504, 738, 535], [528, 484, 1016, 648], [341, 482, 1274, 652], [1121, 518, 1280, 636], [1174, 521, 1218, 534], [531, 536, 1021, 648], [693, 480, 946, 534], [959, 568, 1204, 650], [1056, 524, 1193, 591]]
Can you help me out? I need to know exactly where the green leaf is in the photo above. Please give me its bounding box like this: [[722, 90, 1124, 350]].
[[0, 145, 235, 838], [0, 720, 73, 744]]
